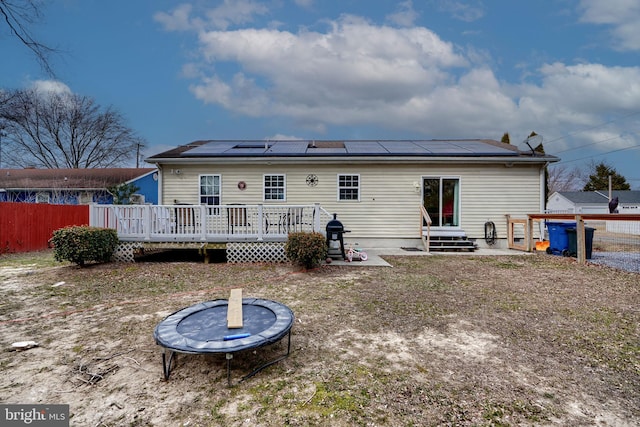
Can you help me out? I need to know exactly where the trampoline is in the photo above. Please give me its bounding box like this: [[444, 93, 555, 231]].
[[154, 298, 294, 386]]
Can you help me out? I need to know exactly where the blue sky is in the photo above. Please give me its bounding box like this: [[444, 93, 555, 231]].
[[2, 0, 640, 188]]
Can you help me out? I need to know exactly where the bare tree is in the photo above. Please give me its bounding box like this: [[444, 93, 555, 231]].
[[547, 164, 583, 194], [0, 88, 146, 168], [0, 0, 56, 75]]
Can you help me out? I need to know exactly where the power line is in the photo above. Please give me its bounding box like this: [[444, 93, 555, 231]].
[[554, 143, 640, 165], [552, 131, 640, 155], [544, 110, 640, 146]]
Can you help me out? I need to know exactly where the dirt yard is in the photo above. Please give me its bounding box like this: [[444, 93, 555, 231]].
[[0, 250, 638, 426]]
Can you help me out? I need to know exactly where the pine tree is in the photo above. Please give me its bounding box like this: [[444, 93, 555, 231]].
[[583, 162, 630, 191]]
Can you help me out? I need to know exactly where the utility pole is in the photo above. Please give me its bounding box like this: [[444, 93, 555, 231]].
[[608, 175, 612, 200]]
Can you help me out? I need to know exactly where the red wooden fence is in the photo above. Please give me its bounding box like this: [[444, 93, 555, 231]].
[[0, 202, 89, 253]]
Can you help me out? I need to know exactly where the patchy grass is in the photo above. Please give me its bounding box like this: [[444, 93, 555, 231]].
[[0, 250, 638, 426]]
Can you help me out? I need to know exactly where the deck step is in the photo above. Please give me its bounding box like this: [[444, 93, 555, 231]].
[[427, 234, 478, 252]]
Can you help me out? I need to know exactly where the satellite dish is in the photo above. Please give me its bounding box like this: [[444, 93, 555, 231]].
[[518, 134, 543, 155]]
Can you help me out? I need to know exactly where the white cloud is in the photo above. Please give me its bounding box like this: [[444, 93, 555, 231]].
[[533, 63, 640, 112], [179, 9, 639, 163], [386, 1, 419, 27], [154, 4, 196, 32], [193, 16, 467, 112], [434, 0, 485, 22], [578, 0, 640, 51], [31, 80, 72, 95], [205, 0, 269, 30], [155, 1, 269, 32], [514, 63, 640, 151]]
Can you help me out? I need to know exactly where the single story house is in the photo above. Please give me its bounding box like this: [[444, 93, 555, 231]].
[[547, 191, 640, 214], [144, 139, 558, 249], [0, 168, 158, 205]]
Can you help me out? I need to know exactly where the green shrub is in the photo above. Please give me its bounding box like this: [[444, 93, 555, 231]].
[[51, 226, 119, 266], [285, 232, 328, 269]]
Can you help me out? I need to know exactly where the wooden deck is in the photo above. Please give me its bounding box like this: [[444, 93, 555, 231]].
[[90, 203, 330, 243]]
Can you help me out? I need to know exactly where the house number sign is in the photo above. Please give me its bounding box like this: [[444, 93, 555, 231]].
[[306, 174, 318, 187]]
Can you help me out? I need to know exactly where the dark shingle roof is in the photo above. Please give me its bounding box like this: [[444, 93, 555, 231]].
[[0, 168, 156, 190], [558, 191, 640, 204], [147, 139, 558, 162]]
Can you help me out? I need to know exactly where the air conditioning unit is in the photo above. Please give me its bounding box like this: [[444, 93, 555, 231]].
[[130, 194, 145, 204]]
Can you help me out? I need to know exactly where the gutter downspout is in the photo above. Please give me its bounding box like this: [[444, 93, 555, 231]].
[[540, 162, 549, 212]]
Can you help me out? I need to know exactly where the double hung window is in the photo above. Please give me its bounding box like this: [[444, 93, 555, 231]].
[[338, 174, 359, 201], [264, 174, 285, 201], [200, 175, 221, 206]]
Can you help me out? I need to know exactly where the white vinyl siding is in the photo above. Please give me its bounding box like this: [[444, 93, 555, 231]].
[[160, 162, 543, 242]]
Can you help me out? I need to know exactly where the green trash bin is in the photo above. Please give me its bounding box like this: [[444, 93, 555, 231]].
[[565, 227, 595, 259]]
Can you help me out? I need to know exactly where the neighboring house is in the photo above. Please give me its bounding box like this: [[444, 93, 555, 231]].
[[547, 191, 640, 214], [145, 139, 558, 248], [0, 168, 158, 205]]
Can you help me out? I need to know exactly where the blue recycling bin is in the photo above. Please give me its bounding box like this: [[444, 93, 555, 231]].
[[546, 222, 575, 255]]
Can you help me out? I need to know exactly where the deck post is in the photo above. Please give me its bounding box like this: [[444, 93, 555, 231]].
[[576, 215, 586, 265], [505, 215, 513, 248], [257, 204, 264, 241], [109, 205, 116, 230], [526, 216, 534, 252], [144, 205, 152, 241], [314, 203, 321, 233], [199, 205, 207, 241]]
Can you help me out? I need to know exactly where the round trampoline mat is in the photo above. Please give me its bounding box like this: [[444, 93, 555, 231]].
[[154, 298, 294, 354]]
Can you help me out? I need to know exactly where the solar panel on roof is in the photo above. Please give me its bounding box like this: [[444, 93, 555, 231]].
[[412, 141, 471, 154], [450, 141, 515, 155], [181, 141, 237, 156], [177, 139, 519, 158], [379, 141, 426, 154], [266, 141, 308, 154], [344, 141, 389, 154]]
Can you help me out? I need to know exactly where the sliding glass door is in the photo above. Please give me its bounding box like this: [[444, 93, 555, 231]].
[[423, 177, 460, 227]]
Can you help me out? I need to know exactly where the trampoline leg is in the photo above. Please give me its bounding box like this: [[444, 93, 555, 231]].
[[239, 329, 292, 383], [226, 353, 233, 387], [162, 349, 176, 380]]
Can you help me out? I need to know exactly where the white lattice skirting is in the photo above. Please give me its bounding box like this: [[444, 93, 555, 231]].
[[112, 241, 289, 263], [113, 242, 144, 262], [227, 242, 288, 263]]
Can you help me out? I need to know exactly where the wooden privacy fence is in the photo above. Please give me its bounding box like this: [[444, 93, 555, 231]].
[[0, 202, 89, 253]]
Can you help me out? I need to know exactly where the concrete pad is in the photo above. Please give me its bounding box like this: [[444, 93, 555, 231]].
[[323, 246, 529, 267]]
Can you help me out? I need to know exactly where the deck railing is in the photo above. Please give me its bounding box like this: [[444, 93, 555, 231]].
[[420, 206, 432, 252], [89, 203, 330, 243]]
